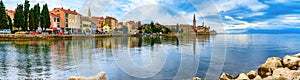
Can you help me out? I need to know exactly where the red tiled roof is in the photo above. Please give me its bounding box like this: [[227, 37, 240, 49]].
[[53, 7, 79, 15], [61, 9, 78, 15], [92, 17, 105, 21], [50, 12, 60, 17], [6, 10, 15, 14]]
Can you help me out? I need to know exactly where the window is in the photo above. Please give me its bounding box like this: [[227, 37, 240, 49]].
[[57, 18, 60, 22], [54, 17, 56, 22], [66, 23, 68, 27], [66, 19, 68, 22], [57, 23, 60, 28], [65, 13, 69, 17]]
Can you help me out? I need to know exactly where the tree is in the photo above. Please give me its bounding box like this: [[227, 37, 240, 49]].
[[7, 15, 13, 30], [23, 0, 30, 31], [41, 4, 50, 31], [14, 4, 24, 31], [29, 8, 35, 30], [0, 0, 8, 29], [33, 4, 40, 31]]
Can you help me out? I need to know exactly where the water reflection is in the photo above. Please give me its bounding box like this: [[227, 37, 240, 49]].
[[0, 35, 212, 79]]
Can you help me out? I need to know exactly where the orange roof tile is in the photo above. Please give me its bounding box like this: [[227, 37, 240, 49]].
[[50, 12, 60, 17], [52, 8, 79, 15], [5, 10, 15, 14]]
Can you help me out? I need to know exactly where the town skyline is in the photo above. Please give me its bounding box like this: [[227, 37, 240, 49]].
[[2, 0, 300, 33]]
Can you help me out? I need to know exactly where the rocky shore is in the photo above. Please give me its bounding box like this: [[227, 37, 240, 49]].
[[0, 34, 112, 40], [220, 53, 300, 80]]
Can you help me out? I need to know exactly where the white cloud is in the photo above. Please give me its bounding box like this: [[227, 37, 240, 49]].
[[213, 0, 268, 12], [224, 14, 300, 33]]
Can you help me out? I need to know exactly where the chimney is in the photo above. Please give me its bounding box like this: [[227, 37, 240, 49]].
[[61, 7, 63, 9], [74, 10, 76, 12], [68, 9, 70, 11]]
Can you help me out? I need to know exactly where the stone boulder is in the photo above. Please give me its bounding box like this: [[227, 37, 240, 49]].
[[220, 73, 233, 80], [235, 73, 249, 80], [253, 75, 262, 80], [283, 55, 300, 70], [68, 72, 106, 80], [293, 53, 300, 58], [192, 77, 201, 80], [246, 70, 258, 79], [258, 57, 283, 78], [272, 68, 300, 80]]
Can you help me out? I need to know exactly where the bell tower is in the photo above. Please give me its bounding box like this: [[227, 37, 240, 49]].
[[193, 14, 196, 28], [88, 7, 91, 18]]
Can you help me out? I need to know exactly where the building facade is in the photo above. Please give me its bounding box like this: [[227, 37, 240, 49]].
[[50, 7, 82, 33], [49, 13, 60, 28]]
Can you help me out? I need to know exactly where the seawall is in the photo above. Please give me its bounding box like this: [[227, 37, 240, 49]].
[[0, 34, 112, 40]]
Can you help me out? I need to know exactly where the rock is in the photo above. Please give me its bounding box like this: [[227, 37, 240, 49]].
[[246, 70, 257, 79], [291, 71, 300, 80], [192, 77, 201, 80], [263, 76, 287, 80], [272, 68, 291, 79], [283, 55, 300, 70], [293, 53, 300, 58], [68, 72, 106, 80], [253, 75, 262, 80], [220, 73, 233, 80], [258, 57, 283, 78], [266, 67, 300, 80], [235, 73, 249, 80]]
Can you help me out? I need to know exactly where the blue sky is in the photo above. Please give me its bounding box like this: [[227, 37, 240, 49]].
[[2, 0, 300, 33]]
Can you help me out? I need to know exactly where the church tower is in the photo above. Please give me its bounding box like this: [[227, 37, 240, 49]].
[[88, 7, 91, 18], [193, 14, 196, 28]]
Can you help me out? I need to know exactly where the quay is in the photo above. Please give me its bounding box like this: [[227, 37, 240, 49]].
[[0, 34, 112, 40]]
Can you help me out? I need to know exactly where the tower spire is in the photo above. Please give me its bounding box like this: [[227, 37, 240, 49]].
[[88, 7, 91, 18], [193, 13, 196, 28]]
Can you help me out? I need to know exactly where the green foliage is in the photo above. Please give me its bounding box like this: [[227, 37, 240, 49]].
[[14, 4, 24, 31], [7, 15, 13, 30], [23, 0, 30, 31], [29, 8, 35, 30], [0, 0, 8, 29], [41, 4, 50, 31], [34, 3, 40, 30], [144, 21, 172, 34]]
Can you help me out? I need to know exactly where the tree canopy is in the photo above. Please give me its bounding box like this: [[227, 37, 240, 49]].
[[0, 0, 8, 29], [41, 4, 50, 31], [14, 4, 24, 31]]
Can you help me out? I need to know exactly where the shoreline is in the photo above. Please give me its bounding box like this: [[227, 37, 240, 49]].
[[0, 33, 191, 41], [0, 34, 112, 40]]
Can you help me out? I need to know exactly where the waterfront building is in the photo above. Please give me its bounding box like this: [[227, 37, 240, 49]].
[[51, 7, 82, 33], [5, 10, 17, 30], [192, 14, 210, 34], [82, 16, 95, 33], [103, 16, 118, 29], [49, 13, 60, 29], [81, 7, 106, 33], [103, 24, 110, 34], [5, 10, 14, 22], [125, 22, 132, 34]]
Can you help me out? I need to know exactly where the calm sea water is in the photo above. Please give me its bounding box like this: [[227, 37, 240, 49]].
[[1, 34, 300, 79]]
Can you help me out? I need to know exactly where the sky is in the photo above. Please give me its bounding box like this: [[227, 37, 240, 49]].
[[2, 0, 300, 33]]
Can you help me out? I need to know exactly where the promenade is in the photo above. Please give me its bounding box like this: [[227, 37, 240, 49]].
[[0, 34, 112, 40]]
